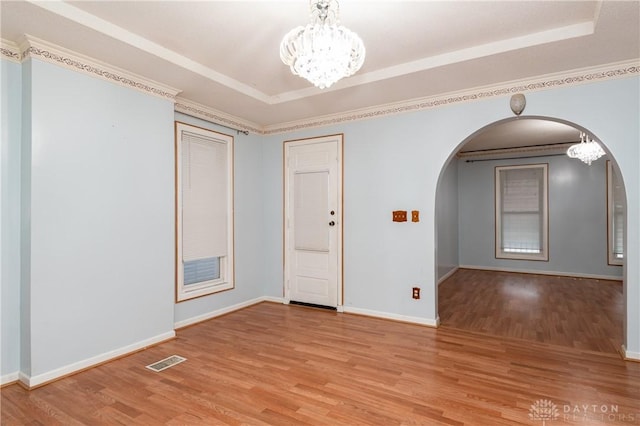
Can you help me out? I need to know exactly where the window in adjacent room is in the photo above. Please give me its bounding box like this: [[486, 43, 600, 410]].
[[495, 164, 549, 261], [607, 160, 624, 265], [175, 121, 234, 302]]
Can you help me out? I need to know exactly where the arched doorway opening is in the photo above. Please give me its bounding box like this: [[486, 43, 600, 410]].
[[434, 116, 627, 355]]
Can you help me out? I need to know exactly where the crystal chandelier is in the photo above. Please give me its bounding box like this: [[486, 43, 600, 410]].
[[280, 0, 365, 89], [567, 132, 605, 165]]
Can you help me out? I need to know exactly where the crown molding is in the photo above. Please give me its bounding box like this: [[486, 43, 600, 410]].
[[2, 36, 637, 136], [6, 35, 181, 101], [262, 59, 639, 135], [28, 0, 599, 107], [174, 98, 261, 135], [0, 39, 21, 63]]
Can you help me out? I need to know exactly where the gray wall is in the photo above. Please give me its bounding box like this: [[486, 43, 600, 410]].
[[3, 58, 269, 383], [1, 56, 22, 378], [458, 153, 622, 278], [20, 58, 176, 382], [436, 158, 459, 282]]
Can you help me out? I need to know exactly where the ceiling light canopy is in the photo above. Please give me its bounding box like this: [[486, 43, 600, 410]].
[[567, 132, 605, 165], [280, 0, 366, 89]]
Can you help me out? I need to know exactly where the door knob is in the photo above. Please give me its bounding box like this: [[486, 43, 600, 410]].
[[329, 221, 335, 226]]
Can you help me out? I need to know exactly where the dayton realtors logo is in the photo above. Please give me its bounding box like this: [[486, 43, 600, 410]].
[[562, 403, 636, 423], [529, 399, 637, 423], [529, 399, 560, 425]]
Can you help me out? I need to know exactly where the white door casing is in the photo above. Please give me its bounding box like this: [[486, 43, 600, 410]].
[[284, 135, 343, 308]]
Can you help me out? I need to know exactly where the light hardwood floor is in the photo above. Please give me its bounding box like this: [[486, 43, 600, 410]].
[[438, 269, 624, 354], [2, 301, 639, 425]]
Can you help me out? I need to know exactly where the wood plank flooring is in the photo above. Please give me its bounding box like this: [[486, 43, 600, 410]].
[[2, 302, 639, 425], [438, 269, 624, 354]]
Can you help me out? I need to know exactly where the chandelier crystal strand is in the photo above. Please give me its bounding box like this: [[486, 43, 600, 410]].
[[566, 132, 605, 165], [280, 0, 365, 89]]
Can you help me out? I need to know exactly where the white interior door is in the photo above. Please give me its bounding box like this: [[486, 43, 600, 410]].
[[284, 135, 342, 308]]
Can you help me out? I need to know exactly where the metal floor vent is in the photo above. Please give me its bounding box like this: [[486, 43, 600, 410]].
[[145, 355, 186, 372]]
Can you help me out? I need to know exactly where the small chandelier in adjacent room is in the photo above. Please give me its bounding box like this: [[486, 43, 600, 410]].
[[280, 0, 366, 89], [567, 132, 605, 165]]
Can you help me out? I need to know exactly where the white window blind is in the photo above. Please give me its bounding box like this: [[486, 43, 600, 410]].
[[613, 209, 624, 258], [496, 164, 548, 260], [181, 132, 228, 261], [175, 122, 234, 302]]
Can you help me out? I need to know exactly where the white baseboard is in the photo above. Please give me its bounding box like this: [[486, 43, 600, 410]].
[[178, 297, 438, 329], [174, 296, 284, 329], [1, 371, 19, 386], [438, 267, 460, 285], [343, 306, 439, 327], [459, 265, 622, 281], [621, 345, 640, 362], [262, 296, 285, 304], [20, 330, 175, 389]]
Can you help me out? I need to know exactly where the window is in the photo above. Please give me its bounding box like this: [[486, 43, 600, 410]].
[[495, 164, 548, 261], [607, 161, 624, 265], [175, 122, 234, 302]]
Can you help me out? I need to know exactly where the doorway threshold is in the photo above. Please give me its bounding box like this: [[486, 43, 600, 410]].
[[289, 301, 337, 311]]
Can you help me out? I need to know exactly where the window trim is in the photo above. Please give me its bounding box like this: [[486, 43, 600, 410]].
[[606, 160, 624, 266], [495, 163, 549, 261], [175, 121, 234, 302]]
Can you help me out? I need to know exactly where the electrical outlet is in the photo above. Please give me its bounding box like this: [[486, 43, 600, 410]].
[[412, 287, 420, 299], [411, 210, 420, 222]]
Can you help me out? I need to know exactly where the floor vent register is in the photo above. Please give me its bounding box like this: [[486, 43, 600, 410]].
[[145, 355, 187, 372]]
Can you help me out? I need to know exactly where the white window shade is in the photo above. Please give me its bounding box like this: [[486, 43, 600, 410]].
[[181, 133, 228, 261], [496, 164, 548, 261], [175, 122, 234, 302], [500, 167, 542, 253]]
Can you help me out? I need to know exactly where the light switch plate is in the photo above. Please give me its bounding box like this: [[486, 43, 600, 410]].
[[393, 210, 407, 222]]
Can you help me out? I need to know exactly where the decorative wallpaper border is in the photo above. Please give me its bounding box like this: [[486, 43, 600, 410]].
[[263, 62, 640, 135], [2, 37, 637, 136], [174, 99, 260, 135], [1, 37, 180, 101], [0, 44, 20, 62], [23, 46, 179, 100]]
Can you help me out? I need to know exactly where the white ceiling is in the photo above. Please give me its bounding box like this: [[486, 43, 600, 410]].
[[2, 0, 639, 144]]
